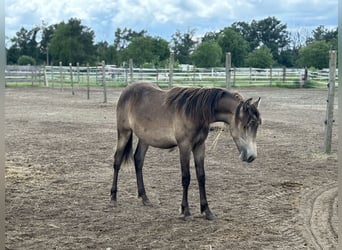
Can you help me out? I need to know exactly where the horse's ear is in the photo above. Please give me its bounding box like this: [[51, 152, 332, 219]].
[[253, 97, 261, 108], [243, 98, 253, 111]]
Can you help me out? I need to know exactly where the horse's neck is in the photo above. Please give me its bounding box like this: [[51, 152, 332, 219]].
[[213, 97, 239, 124]]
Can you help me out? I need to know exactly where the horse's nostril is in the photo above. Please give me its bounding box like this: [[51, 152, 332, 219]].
[[247, 155, 255, 163]]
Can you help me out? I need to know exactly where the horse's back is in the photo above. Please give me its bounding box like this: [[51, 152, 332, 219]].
[[118, 82, 160, 105]]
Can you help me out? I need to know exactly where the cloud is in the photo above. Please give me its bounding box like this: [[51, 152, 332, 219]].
[[5, 0, 338, 44]]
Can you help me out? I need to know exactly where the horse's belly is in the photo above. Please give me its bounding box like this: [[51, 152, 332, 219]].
[[133, 123, 177, 149]]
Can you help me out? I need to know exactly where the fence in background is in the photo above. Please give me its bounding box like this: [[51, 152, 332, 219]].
[[5, 65, 45, 86], [5, 64, 339, 89]]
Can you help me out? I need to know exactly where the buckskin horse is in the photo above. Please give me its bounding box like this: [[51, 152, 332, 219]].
[[110, 82, 261, 220]]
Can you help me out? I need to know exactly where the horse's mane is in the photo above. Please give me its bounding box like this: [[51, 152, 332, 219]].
[[165, 87, 234, 123]]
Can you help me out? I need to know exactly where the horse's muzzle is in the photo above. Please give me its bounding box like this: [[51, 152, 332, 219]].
[[239, 151, 256, 163]]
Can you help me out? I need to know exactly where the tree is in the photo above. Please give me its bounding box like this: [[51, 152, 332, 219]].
[[278, 49, 297, 68], [307, 25, 338, 50], [171, 29, 197, 64], [124, 36, 169, 67], [151, 37, 170, 66], [201, 31, 219, 42], [95, 41, 119, 65], [232, 17, 290, 64], [113, 28, 148, 65], [252, 17, 290, 62], [6, 46, 20, 65], [7, 27, 41, 64], [246, 46, 274, 68], [114, 28, 147, 50], [231, 21, 258, 51], [217, 28, 248, 66], [49, 18, 96, 65], [39, 23, 57, 64], [191, 41, 222, 67], [297, 41, 330, 69]]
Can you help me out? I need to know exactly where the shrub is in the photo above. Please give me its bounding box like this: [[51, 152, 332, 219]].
[[17, 55, 36, 65]]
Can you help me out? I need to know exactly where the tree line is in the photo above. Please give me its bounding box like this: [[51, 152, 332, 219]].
[[6, 17, 338, 69]]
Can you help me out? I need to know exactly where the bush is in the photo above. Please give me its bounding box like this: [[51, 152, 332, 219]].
[[246, 46, 274, 68], [297, 41, 330, 69], [191, 41, 222, 67], [17, 55, 36, 65]]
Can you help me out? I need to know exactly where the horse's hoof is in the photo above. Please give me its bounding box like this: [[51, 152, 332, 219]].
[[205, 213, 216, 220], [183, 215, 194, 221], [109, 200, 118, 207], [142, 199, 152, 207]]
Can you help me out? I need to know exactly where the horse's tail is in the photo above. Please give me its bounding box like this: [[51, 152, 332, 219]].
[[122, 131, 133, 166]]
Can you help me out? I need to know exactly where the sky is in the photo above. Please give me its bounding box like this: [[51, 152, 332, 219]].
[[5, 0, 338, 45]]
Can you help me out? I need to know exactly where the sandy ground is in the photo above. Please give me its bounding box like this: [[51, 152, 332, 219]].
[[5, 85, 338, 249]]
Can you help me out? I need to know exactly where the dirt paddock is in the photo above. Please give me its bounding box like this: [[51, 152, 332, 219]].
[[5, 85, 338, 249]]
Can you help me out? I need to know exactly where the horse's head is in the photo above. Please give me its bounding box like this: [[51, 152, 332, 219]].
[[230, 98, 261, 163]]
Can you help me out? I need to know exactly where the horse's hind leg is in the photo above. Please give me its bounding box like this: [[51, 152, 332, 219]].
[[110, 129, 133, 207], [134, 140, 151, 206]]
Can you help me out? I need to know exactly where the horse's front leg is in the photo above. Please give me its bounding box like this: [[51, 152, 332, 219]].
[[179, 145, 192, 220], [193, 143, 215, 220]]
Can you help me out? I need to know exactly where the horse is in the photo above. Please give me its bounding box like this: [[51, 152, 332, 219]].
[[110, 82, 261, 220]]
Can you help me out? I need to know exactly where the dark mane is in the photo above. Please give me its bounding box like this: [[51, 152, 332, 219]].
[[165, 87, 233, 123]]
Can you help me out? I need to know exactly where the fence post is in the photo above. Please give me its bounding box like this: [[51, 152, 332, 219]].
[[129, 59, 133, 83], [50, 65, 54, 88], [225, 52, 231, 89], [269, 65, 273, 86], [69, 63, 75, 95], [169, 52, 174, 88], [156, 68, 159, 83], [87, 63, 90, 100], [44, 66, 48, 87], [124, 62, 128, 85], [324, 50, 337, 154], [282, 66, 286, 84], [59, 61, 63, 91], [102, 60, 107, 103], [29, 64, 33, 86], [77, 62, 80, 87], [233, 67, 236, 87]]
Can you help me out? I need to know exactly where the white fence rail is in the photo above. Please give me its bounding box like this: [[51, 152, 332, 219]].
[[5, 65, 45, 85], [5, 64, 338, 88]]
